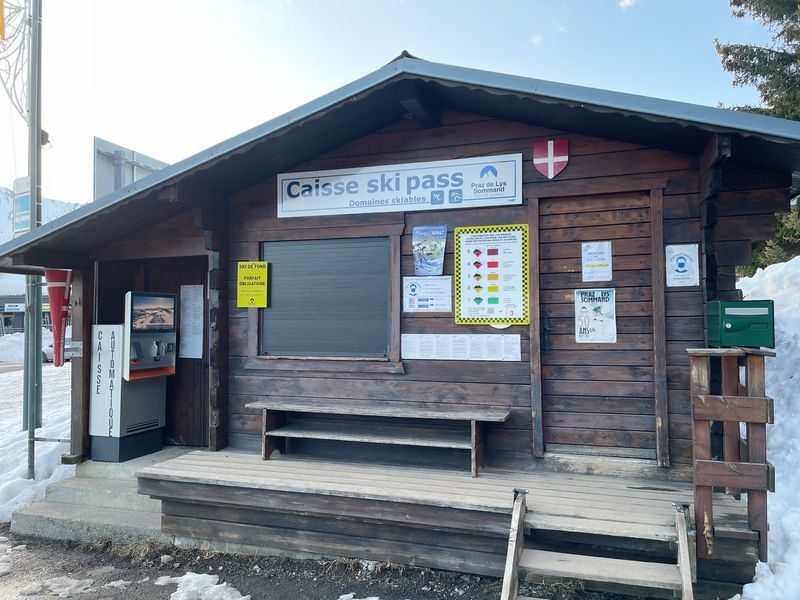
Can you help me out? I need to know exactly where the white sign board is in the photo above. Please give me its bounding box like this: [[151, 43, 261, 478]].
[[89, 325, 124, 438], [575, 288, 617, 344], [403, 276, 452, 313], [401, 334, 521, 362], [179, 285, 204, 359], [581, 241, 613, 282], [666, 244, 700, 287], [4, 303, 24, 313], [277, 154, 522, 218]]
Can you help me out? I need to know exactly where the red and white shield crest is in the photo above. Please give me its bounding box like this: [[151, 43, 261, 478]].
[[533, 139, 569, 179]]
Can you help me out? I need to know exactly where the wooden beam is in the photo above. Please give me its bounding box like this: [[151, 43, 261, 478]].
[[694, 460, 774, 491], [699, 134, 732, 198], [398, 80, 441, 128], [67, 268, 93, 461], [13, 250, 89, 270], [500, 490, 527, 600], [529, 197, 544, 458], [745, 353, 769, 561], [675, 505, 695, 599], [693, 394, 773, 423], [651, 188, 669, 467], [689, 354, 713, 559]]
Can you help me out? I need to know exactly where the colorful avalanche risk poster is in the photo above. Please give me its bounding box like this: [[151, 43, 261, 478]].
[[574, 288, 617, 343], [454, 224, 529, 326]]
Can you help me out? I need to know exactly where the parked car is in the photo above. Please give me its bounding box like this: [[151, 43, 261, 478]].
[[42, 339, 72, 363]]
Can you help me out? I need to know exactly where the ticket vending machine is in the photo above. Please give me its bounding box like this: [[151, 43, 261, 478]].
[[89, 292, 177, 462]]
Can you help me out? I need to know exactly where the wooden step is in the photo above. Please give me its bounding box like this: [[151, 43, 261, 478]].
[[266, 423, 472, 449], [519, 549, 682, 591], [524, 512, 678, 542]]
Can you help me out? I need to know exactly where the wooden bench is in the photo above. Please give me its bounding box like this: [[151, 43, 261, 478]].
[[244, 398, 511, 477]]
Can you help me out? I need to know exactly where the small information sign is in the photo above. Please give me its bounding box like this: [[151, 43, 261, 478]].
[[403, 276, 452, 313], [665, 244, 700, 287], [237, 262, 268, 308]]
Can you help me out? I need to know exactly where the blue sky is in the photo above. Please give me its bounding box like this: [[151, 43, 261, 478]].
[[0, 0, 777, 203]]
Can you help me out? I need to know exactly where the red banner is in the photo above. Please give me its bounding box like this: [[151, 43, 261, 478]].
[[44, 269, 72, 367]]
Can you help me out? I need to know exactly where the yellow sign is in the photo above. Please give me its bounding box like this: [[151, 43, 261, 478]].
[[237, 262, 268, 308]]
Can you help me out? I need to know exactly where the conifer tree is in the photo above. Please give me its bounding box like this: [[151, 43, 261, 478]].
[[716, 1, 800, 274]]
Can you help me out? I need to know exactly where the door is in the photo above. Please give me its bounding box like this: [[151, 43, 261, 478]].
[[538, 191, 657, 459]]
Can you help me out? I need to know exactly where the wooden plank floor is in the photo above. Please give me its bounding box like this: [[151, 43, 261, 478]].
[[136, 450, 750, 542]]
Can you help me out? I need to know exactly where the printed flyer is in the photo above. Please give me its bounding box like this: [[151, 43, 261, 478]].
[[454, 224, 529, 326], [581, 241, 613, 282], [574, 288, 617, 343], [412, 225, 447, 276]]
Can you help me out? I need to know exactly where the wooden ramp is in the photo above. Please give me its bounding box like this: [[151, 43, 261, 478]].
[[137, 451, 749, 597]]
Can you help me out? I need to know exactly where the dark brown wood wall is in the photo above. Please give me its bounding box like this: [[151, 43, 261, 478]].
[[86, 200, 227, 452], [227, 111, 711, 467]]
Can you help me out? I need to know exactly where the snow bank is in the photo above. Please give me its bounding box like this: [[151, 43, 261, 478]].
[[0, 362, 74, 522], [156, 572, 251, 600], [731, 256, 800, 599], [0, 329, 54, 364]]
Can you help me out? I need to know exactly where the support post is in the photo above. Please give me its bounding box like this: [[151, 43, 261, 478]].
[[23, 0, 43, 481], [689, 354, 713, 559], [745, 353, 769, 561]]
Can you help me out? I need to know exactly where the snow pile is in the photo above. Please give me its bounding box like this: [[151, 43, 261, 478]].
[[0, 329, 54, 364], [19, 576, 93, 597], [0, 362, 74, 522], [731, 256, 800, 599], [155, 572, 251, 600]]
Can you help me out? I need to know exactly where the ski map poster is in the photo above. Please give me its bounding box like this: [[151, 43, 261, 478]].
[[574, 288, 617, 343], [454, 224, 529, 326]]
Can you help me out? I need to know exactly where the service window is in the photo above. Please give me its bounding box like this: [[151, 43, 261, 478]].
[[259, 237, 390, 359]]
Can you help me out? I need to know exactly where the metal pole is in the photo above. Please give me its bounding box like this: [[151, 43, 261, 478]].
[[25, 0, 42, 481]]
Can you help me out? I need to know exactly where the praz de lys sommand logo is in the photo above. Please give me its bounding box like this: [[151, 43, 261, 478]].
[[479, 165, 498, 179], [406, 281, 420, 296], [670, 252, 693, 274]]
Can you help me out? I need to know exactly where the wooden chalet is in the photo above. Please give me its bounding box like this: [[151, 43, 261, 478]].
[[2, 53, 797, 598]]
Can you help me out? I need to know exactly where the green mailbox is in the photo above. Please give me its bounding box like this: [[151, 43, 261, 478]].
[[707, 300, 775, 348]]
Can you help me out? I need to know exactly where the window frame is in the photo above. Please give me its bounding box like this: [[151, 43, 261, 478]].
[[243, 223, 404, 374]]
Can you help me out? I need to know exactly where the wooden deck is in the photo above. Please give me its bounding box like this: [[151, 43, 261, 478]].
[[137, 450, 756, 598]]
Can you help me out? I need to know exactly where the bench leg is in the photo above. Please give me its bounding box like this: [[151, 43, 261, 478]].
[[262, 409, 286, 460], [471, 420, 485, 478]]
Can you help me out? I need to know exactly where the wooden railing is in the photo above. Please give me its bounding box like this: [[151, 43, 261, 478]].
[[688, 348, 775, 561]]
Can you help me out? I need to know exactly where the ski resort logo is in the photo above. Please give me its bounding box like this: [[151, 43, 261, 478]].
[[533, 139, 569, 179], [479, 165, 498, 178]]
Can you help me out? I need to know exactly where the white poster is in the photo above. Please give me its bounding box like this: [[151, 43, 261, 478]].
[[666, 244, 700, 287], [277, 154, 522, 217], [179, 285, 204, 359], [89, 325, 124, 438], [581, 241, 613, 282], [454, 224, 529, 326], [575, 288, 617, 344], [403, 276, 452, 313], [401, 334, 521, 361]]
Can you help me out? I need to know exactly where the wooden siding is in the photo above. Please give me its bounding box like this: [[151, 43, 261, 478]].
[[228, 113, 702, 462], [225, 111, 712, 469]]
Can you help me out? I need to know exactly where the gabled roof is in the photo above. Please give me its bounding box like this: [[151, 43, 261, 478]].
[[3, 53, 800, 266]]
